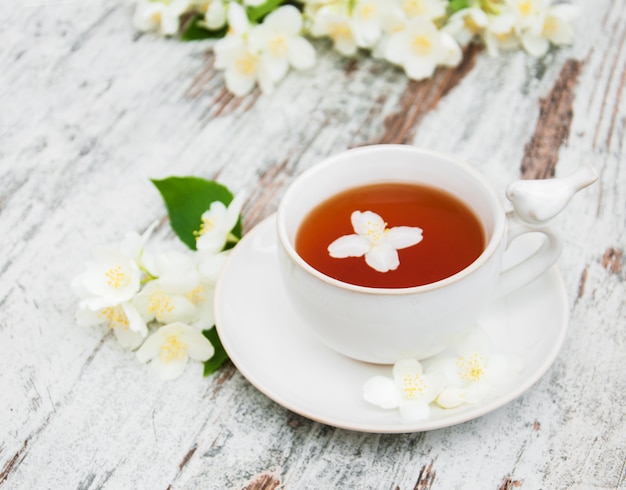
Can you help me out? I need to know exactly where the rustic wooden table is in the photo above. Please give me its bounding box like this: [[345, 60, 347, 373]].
[[1, 0, 625, 488]]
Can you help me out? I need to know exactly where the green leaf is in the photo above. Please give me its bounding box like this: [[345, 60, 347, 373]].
[[448, 0, 469, 13], [247, 0, 285, 23], [347, 0, 356, 16], [180, 13, 227, 41], [152, 176, 239, 250], [203, 328, 230, 376]]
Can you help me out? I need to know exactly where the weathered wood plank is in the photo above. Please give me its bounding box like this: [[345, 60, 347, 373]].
[[0, 0, 624, 488]]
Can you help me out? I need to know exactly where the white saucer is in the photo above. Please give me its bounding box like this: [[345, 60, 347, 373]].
[[214, 215, 569, 433]]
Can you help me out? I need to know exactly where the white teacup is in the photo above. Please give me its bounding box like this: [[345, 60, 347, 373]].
[[276, 145, 596, 364]]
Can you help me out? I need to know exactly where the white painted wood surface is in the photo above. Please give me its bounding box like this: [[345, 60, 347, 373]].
[[1, 0, 625, 488]]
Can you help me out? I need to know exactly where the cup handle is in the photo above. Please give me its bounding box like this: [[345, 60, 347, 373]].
[[492, 212, 563, 300]]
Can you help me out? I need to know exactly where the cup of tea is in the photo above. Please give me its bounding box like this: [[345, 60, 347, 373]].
[[276, 145, 596, 364]]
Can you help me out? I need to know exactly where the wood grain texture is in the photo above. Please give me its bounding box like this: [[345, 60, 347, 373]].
[[520, 59, 582, 179], [0, 0, 625, 488]]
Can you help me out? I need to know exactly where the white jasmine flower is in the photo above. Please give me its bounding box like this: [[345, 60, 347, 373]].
[[328, 210, 423, 273], [398, 0, 447, 21], [244, 0, 266, 6], [519, 4, 578, 56], [76, 302, 147, 350], [215, 39, 269, 95], [385, 17, 462, 80], [442, 7, 489, 46], [248, 5, 316, 82], [71, 222, 156, 311], [136, 322, 215, 380], [133, 280, 197, 325], [363, 359, 444, 421], [133, 0, 191, 36], [426, 326, 522, 408], [309, 6, 359, 56], [72, 250, 141, 311], [195, 193, 246, 254], [214, 4, 273, 95]]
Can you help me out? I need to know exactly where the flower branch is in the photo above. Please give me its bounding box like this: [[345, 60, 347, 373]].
[[72, 177, 245, 380], [133, 0, 578, 96]]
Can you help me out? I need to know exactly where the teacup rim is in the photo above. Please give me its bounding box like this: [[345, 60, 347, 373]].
[[277, 144, 506, 295]]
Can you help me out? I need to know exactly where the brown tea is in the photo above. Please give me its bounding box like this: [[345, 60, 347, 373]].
[[295, 182, 485, 288]]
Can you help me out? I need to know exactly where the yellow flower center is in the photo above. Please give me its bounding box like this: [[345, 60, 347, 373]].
[[463, 15, 482, 34], [160, 335, 187, 362], [411, 34, 433, 56], [235, 52, 258, 76], [359, 4, 377, 20], [403, 0, 425, 17], [542, 16, 558, 37], [391, 22, 406, 33], [186, 284, 206, 304], [329, 22, 351, 40], [269, 35, 289, 57], [364, 219, 388, 242], [402, 373, 426, 399], [457, 353, 486, 382], [98, 306, 129, 330], [495, 28, 515, 42], [517, 0, 533, 16], [194, 216, 216, 240], [105, 265, 129, 289], [148, 291, 175, 320]]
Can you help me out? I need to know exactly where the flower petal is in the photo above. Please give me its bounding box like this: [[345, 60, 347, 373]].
[[181, 329, 215, 361], [384, 226, 423, 250], [121, 302, 148, 336], [351, 210, 385, 236], [112, 324, 146, 350], [385, 31, 411, 65], [425, 356, 464, 387], [265, 5, 302, 34], [363, 376, 400, 409], [260, 54, 290, 82], [214, 36, 246, 69], [398, 400, 431, 421], [205, 0, 226, 30], [191, 292, 216, 330], [435, 386, 467, 408], [150, 355, 189, 380], [227, 3, 250, 35], [440, 32, 462, 67], [463, 379, 493, 404], [197, 250, 231, 284], [328, 234, 371, 258], [133, 2, 161, 32], [352, 20, 381, 48], [365, 245, 400, 272], [136, 328, 166, 363], [403, 55, 437, 81], [521, 32, 550, 57], [287, 37, 316, 70], [334, 36, 358, 56]]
